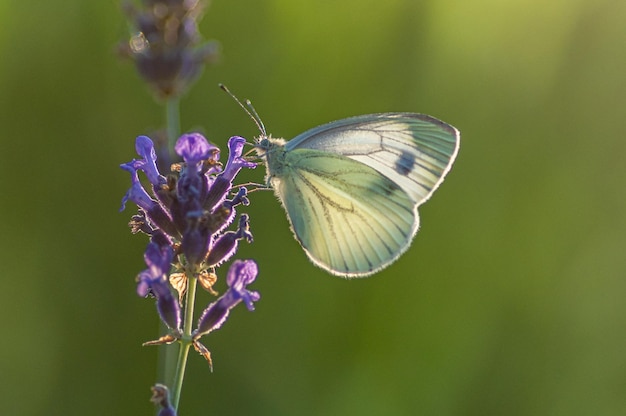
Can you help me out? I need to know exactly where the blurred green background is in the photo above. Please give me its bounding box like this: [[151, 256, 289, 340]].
[[2, 0, 626, 415]]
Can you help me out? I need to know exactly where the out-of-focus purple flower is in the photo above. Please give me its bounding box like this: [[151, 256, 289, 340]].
[[150, 384, 177, 416], [193, 259, 260, 339], [119, 0, 220, 99]]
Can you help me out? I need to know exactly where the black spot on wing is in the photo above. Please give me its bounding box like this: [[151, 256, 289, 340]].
[[395, 151, 416, 176]]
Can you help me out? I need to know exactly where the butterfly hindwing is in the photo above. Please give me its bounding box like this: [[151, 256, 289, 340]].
[[271, 149, 417, 277]]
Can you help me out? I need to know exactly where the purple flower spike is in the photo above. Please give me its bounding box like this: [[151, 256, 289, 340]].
[[120, 0, 218, 99], [175, 133, 218, 167], [121, 130, 259, 360], [193, 259, 260, 339]]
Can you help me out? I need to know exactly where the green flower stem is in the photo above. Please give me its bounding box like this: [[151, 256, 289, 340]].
[[166, 96, 181, 158], [163, 94, 186, 412], [171, 271, 198, 410]]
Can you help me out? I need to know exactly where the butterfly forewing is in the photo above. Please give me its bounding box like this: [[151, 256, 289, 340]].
[[286, 113, 459, 205]]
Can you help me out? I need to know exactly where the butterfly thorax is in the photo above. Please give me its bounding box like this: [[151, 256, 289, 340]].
[[255, 135, 289, 180]]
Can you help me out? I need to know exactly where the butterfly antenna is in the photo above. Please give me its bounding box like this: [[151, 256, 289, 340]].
[[244, 99, 266, 136], [219, 84, 267, 136]]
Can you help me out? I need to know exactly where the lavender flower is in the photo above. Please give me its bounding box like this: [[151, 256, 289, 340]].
[[121, 132, 259, 361], [119, 0, 220, 99]]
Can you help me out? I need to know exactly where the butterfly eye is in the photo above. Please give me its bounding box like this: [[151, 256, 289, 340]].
[[255, 138, 271, 153]]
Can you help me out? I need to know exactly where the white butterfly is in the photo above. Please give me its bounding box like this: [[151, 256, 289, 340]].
[[253, 112, 460, 278]]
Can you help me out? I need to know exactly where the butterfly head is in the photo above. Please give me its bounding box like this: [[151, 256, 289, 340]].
[[253, 134, 285, 159]]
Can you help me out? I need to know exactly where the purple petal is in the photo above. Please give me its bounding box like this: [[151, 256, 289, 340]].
[[193, 259, 260, 339], [136, 270, 152, 297], [194, 298, 231, 336], [220, 136, 256, 182], [175, 133, 218, 165], [156, 290, 182, 331], [227, 259, 258, 288], [144, 240, 174, 276], [120, 164, 158, 212], [137, 241, 180, 331], [135, 135, 165, 186], [226, 259, 260, 311]]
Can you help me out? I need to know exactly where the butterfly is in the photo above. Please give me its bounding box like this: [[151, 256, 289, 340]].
[[253, 112, 460, 278]]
